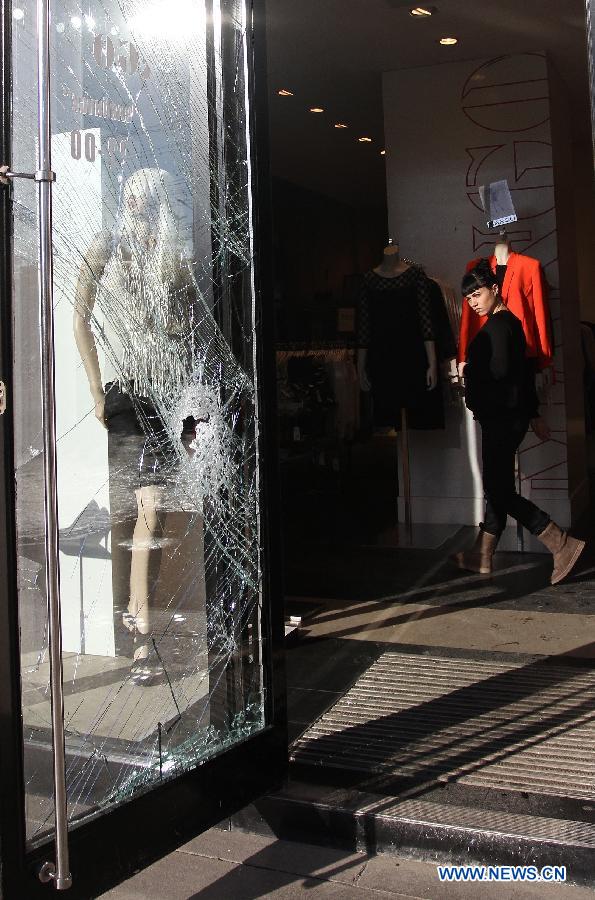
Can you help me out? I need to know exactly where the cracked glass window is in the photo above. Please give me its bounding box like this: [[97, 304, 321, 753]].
[[12, 0, 266, 846]]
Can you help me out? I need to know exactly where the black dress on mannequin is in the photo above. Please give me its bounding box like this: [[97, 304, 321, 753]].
[[357, 266, 435, 427]]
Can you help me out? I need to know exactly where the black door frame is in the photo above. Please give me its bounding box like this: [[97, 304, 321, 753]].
[[0, 1, 286, 897], [588, 0, 595, 157]]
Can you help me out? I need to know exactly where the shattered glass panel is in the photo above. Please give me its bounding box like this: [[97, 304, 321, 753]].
[[12, 0, 266, 845]]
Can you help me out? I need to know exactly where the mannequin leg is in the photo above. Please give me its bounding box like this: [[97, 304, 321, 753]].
[[129, 484, 163, 662]]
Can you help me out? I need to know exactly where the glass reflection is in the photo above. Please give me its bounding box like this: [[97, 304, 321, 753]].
[[12, 0, 264, 845]]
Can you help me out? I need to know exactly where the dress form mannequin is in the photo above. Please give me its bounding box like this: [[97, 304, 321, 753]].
[[494, 228, 511, 266], [358, 240, 438, 392], [73, 168, 195, 681], [357, 239, 438, 535]]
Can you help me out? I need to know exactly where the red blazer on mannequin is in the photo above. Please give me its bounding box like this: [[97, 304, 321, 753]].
[[458, 252, 553, 371]]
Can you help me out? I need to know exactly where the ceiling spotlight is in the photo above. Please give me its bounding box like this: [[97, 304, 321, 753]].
[[439, 36, 458, 45], [409, 6, 436, 16], [310, 107, 324, 113], [278, 89, 293, 96], [334, 123, 349, 129], [358, 137, 372, 143], [12, 7, 24, 19], [380, 149, 386, 155]]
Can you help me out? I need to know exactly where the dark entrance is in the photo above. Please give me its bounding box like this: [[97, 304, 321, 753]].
[[266, 0, 595, 878]]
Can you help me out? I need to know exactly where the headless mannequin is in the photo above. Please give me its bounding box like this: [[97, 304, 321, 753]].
[[73, 184, 168, 672], [494, 228, 511, 266], [358, 240, 438, 393], [459, 232, 551, 442]]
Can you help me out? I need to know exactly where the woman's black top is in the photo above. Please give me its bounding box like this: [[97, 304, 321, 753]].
[[464, 308, 539, 421]]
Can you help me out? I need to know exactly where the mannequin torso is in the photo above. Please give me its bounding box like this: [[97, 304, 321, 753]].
[[357, 249, 438, 426]]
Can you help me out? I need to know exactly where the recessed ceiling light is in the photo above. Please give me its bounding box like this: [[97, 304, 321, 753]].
[[12, 7, 24, 19], [334, 123, 349, 129], [310, 107, 324, 113], [278, 89, 293, 96], [359, 137, 372, 143], [439, 36, 458, 45], [380, 149, 386, 155], [409, 6, 436, 16]]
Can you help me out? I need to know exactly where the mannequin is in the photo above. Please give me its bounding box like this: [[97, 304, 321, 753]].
[[72, 167, 223, 683], [357, 240, 438, 399], [458, 233, 553, 373], [457, 234, 553, 440], [494, 228, 511, 266], [357, 239, 438, 534]]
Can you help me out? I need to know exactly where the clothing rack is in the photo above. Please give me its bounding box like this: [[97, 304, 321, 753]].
[[276, 348, 355, 362]]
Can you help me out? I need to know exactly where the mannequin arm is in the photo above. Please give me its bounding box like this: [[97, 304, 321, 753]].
[[73, 234, 111, 426], [425, 340, 437, 390], [357, 348, 371, 391]]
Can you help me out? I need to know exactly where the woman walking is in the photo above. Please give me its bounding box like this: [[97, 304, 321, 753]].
[[453, 259, 585, 584]]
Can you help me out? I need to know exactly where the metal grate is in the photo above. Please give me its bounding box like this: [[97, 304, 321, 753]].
[[291, 652, 595, 801]]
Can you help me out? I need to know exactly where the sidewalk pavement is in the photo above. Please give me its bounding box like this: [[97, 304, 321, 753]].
[[99, 826, 593, 899]]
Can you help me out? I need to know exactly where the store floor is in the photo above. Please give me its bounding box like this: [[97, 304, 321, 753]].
[[277, 528, 595, 878]]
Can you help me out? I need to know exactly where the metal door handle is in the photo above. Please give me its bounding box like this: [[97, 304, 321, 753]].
[[0, 165, 56, 184]]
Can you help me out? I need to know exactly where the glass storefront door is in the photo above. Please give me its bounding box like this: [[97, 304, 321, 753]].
[[0, 0, 284, 892]]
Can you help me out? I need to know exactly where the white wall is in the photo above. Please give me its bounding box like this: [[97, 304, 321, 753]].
[[383, 52, 587, 544]]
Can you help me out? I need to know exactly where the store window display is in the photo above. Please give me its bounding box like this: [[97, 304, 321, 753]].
[[452, 260, 585, 584], [73, 166, 237, 684]]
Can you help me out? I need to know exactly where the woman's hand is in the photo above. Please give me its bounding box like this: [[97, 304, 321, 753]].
[[530, 416, 550, 442]]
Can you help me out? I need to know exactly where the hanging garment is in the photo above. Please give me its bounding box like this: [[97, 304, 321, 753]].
[[433, 278, 462, 349], [457, 252, 553, 371], [428, 278, 457, 362], [325, 356, 360, 440], [357, 266, 439, 427]]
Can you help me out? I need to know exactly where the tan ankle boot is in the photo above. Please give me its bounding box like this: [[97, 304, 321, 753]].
[[537, 521, 585, 585], [451, 529, 499, 575]]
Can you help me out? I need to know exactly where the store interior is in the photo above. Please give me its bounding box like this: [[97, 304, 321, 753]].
[[267, 0, 595, 835]]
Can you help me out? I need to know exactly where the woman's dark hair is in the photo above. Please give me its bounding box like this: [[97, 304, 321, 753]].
[[461, 259, 497, 296]]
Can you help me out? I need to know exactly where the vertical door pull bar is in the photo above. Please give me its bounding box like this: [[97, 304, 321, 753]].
[[35, 0, 72, 890]]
